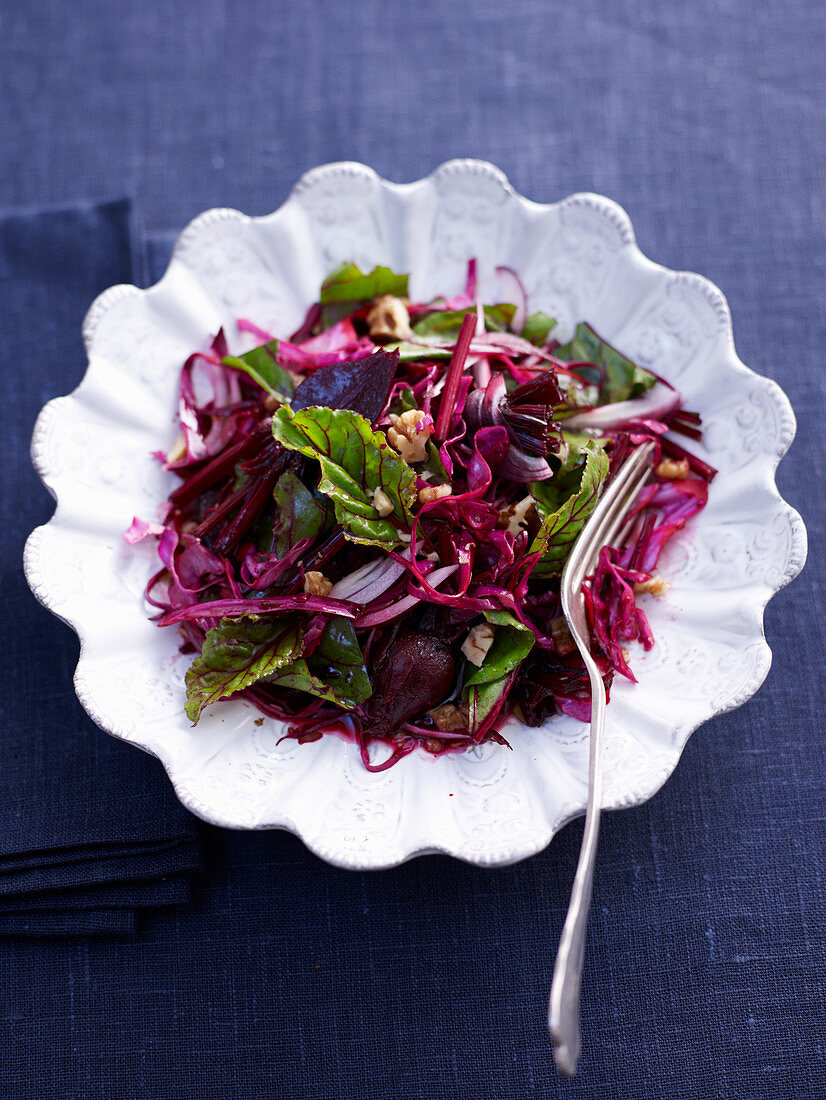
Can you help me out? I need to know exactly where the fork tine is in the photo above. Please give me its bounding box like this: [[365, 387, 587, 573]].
[[585, 447, 655, 566], [563, 441, 656, 594]]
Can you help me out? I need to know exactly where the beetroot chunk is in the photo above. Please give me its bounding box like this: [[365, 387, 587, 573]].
[[363, 630, 456, 733]]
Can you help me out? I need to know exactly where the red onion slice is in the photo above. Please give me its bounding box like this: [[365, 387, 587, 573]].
[[495, 265, 528, 333], [354, 565, 459, 628], [330, 556, 408, 603], [565, 386, 681, 431]]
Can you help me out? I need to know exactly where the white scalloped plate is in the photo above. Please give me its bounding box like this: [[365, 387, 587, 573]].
[[24, 160, 806, 869]]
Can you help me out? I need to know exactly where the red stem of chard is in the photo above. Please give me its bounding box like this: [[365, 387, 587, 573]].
[[434, 311, 477, 442], [169, 424, 271, 509], [192, 483, 251, 539], [302, 527, 346, 573], [212, 462, 284, 556]]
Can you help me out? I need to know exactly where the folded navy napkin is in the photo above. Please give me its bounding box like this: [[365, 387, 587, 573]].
[[2, 198, 203, 937]]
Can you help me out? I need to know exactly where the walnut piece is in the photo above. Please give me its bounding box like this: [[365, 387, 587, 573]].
[[387, 409, 431, 463], [633, 575, 669, 597], [166, 431, 187, 464], [428, 701, 470, 732], [654, 457, 690, 480], [303, 570, 333, 597], [549, 616, 576, 656], [461, 623, 496, 667], [372, 487, 394, 517], [498, 495, 535, 536], [366, 295, 412, 341], [418, 483, 452, 505]]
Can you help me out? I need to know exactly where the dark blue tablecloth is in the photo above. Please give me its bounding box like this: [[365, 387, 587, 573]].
[[0, 199, 204, 937], [1, 1, 824, 1097]]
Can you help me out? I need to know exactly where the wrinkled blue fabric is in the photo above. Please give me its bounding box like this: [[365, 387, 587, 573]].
[[1, 0, 824, 1097], [0, 199, 203, 939]]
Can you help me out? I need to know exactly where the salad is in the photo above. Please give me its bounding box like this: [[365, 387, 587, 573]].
[[127, 261, 713, 771]]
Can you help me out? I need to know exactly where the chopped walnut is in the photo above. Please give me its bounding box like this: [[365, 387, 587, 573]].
[[418, 483, 452, 505], [387, 409, 431, 463], [549, 616, 577, 656], [428, 701, 470, 732], [366, 295, 412, 341], [372, 487, 394, 517], [498, 495, 535, 536], [461, 623, 496, 667], [263, 393, 285, 413], [633, 575, 669, 597], [166, 432, 187, 464], [298, 730, 323, 744], [655, 457, 690, 480], [303, 570, 333, 597]]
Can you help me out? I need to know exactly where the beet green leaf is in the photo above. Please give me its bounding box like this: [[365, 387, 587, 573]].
[[271, 469, 330, 557], [554, 322, 656, 403], [411, 303, 515, 339], [222, 340, 295, 398], [271, 405, 417, 548], [185, 616, 302, 723], [319, 262, 408, 304], [270, 617, 371, 708], [462, 610, 535, 731], [530, 442, 609, 577], [521, 311, 557, 346]]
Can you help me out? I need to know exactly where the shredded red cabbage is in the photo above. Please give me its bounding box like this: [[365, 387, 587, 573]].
[[128, 260, 713, 766]]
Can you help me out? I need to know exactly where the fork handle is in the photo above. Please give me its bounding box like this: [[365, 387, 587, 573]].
[[548, 650, 607, 1076]]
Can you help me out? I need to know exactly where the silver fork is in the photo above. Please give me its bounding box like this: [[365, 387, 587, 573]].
[[548, 440, 656, 1076]]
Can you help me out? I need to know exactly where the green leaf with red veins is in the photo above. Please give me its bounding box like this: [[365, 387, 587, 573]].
[[530, 442, 610, 578], [271, 405, 417, 549], [185, 616, 303, 724]]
